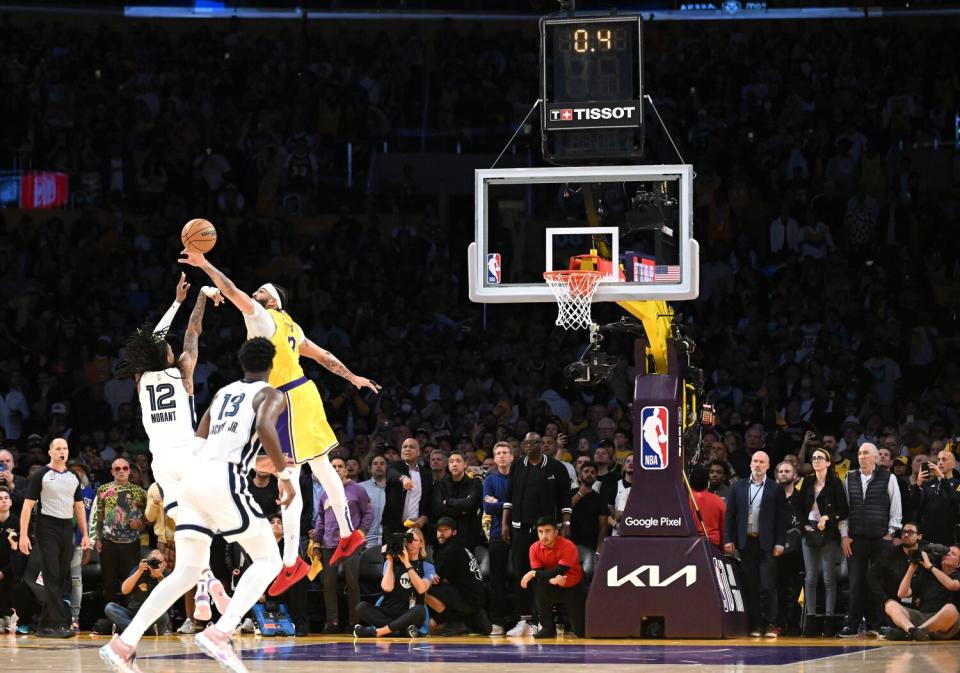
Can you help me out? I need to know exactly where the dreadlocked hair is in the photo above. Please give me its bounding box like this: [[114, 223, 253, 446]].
[[115, 323, 171, 379]]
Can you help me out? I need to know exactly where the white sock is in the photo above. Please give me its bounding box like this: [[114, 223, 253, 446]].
[[280, 464, 303, 567], [215, 536, 282, 634], [309, 455, 354, 538], [121, 537, 208, 647]]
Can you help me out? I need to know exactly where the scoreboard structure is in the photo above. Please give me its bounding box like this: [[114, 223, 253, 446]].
[[540, 15, 644, 162]]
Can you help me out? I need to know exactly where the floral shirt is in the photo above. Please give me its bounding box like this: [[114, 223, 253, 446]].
[[90, 481, 147, 544]]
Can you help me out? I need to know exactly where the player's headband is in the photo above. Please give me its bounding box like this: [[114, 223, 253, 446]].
[[259, 283, 283, 310]]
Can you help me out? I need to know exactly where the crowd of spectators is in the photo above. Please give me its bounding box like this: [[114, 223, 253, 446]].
[[0, 12, 958, 639]]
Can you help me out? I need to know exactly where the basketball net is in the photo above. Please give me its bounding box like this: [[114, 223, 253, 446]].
[[543, 270, 601, 331]]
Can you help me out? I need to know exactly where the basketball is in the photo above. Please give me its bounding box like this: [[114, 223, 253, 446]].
[[181, 218, 217, 253]]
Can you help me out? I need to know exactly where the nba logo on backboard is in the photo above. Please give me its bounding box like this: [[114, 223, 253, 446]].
[[487, 253, 501, 285], [640, 406, 669, 470]]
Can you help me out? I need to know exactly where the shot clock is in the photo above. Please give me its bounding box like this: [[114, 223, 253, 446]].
[[540, 15, 644, 162]]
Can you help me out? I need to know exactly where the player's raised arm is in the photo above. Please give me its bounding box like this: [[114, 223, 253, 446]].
[[153, 272, 189, 335], [177, 291, 207, 390], [298, 337, 382, 394], [179, 249, 257, 316]]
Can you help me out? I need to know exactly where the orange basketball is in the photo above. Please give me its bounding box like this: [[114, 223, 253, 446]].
[[181, 218, 217, 253]]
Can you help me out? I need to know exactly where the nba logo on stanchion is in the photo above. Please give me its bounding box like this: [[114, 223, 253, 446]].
[[487, 253, 501, 284], [640, 406, 669, 470]]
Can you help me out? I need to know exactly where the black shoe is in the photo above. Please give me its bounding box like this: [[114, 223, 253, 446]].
[[909, 627, 930, 642], [836, 626, 859, 638], [353, 624, 377, 638], [295, 621, 310, 637], [440, 622, 469, 637], [471, 608, 492, 636], [533, 627, 558, 639], [885, 628, 909, 641], [37, 627, 76, 639], [321, 623, 339, 635], [406, 624, 422, 638], [822, 621, 837, 638]]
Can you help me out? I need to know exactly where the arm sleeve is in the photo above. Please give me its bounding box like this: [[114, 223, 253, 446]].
[[556, 464, 572, 516], [482, 476, 502, 516], [243, 301, 276, 339], [25, 468, 45, 501], [446, 477, 483, 513], [838, 478, 851, 537], [153, 300, 182, 335], [888, 474, 902, 534], [358, 488, 374, 534]]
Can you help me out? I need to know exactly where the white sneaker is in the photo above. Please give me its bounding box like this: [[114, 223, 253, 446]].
[[194, 593, 213, 622], [195, 625, 247, 673], [7, 610, 18, 634], [178, 618, 199, 634], [239, 618, 256, 634], [507, 619, 533, 637], [489, 624, 505, 636]]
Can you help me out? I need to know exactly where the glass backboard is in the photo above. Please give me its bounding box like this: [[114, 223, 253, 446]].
[[468, 165, 698, 303]]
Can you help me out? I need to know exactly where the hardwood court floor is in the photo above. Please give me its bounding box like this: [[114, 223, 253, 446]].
[[1, 633, 956, 673]]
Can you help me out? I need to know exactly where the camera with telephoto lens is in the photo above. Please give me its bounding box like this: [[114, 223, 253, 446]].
[[386, 531, 414, 558], [146, 558, 162, 569], [909, 543, 948, 567]]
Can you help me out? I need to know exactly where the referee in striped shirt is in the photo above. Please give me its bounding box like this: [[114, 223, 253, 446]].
[[18, 437, 90, 637]]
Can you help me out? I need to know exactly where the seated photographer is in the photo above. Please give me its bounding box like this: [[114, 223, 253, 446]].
[[519, 516, 585, 639], [353, 527, 434, 638], [883, 542, 960, 641], [424, 517, 490, 636], [104, 550, 171, 635]]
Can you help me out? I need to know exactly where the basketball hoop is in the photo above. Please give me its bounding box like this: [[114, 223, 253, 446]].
[[543, 270, 601, 331]]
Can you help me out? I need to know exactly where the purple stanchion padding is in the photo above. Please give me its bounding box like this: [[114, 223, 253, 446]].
[[586, 341, 749, 638]]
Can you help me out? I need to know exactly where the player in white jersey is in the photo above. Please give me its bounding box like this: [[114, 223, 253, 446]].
[[116, 274, 229, 629], [102, 338, 294, 673]]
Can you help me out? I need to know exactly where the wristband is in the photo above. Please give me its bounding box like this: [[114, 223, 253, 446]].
[[277, 467, 295, 481], [201, 286, 219, 298]]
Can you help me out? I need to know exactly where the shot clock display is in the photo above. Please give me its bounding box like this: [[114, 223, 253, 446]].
[[540, 15, 644, 162]]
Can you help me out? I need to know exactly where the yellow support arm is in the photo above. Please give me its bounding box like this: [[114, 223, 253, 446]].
[[616, 299, 673, 375]]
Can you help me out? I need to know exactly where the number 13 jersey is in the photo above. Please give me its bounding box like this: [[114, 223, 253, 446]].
[[139, 368, 197, 448], [202, 379, 271, 473]]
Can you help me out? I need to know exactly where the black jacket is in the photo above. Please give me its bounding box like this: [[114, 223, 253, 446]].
[[794, 472, 850, 541], [724, 477, 786, 552], [504, 454, 572, 528], [910, 476, 960, 546], [382, 460, 433, 537], [432, 538, 484, 605], [432, 473, 484, 549]]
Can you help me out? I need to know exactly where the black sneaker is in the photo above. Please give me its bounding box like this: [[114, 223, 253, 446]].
[[533, 628, 558, 639], [836, 626, 859, 638], [440, 622, 469, 637], [321, 623, 339, 635], [884, 628, 908, 641], [353, 624, 377, 638], [909, 627, 930, 642]]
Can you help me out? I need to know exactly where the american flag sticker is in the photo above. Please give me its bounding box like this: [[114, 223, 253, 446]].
[[655, 265, 681, 282]]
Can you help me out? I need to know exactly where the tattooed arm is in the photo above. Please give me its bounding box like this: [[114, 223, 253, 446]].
[[179, 250, 257, 315], [177, 292, 207, 394], [299, 338, 381, 393]]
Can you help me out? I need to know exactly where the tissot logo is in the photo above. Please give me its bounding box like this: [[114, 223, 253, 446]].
[[550, 105, 637, 122], [607, 565, 697, 588]]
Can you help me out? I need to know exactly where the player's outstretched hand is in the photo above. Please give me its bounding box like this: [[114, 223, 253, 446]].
[[175, 271, 191, 302], [179, 248, 206, 267], [278, 478, 296, 508], [352, 376, 382, 394], [200, 286, 225, 306]]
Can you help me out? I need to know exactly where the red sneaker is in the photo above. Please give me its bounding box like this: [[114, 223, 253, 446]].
[[330, 529, 365, 567], [267, 556, 310, 597]]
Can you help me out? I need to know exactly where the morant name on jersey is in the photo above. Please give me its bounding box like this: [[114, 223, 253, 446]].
[[150, 410, 178, 424], [139, 367, 197, 448]]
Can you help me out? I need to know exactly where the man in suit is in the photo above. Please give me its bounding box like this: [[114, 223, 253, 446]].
[[382, 437, 433, 541], [724, 450, 786, 638]]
